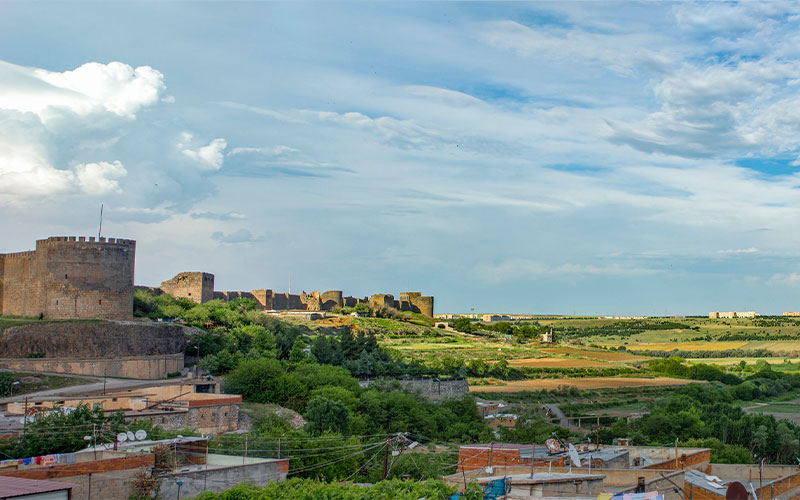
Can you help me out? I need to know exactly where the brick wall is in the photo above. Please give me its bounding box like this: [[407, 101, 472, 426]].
[[643, 449, 710, 471]]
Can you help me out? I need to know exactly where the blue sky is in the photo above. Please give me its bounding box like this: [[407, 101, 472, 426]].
[[2, 2, 800, 315]]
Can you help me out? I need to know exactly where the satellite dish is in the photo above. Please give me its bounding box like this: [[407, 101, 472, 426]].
[[726, 481, 748, 500], [117, 433, 128, 442], [135, 430, 147, 441], [545, 438, 562, 453], [568, 443, 582, 467], [126, 431, 135, 441]]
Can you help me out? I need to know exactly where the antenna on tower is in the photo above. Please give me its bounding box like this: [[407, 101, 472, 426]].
[[288, 272, 291, 295], [98, 204, 104, 240]]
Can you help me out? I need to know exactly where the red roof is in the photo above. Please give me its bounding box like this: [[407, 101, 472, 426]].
[[0, 476, 76, 497]]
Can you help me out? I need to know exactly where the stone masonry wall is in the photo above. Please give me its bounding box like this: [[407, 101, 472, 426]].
[[0, 354, 183, 379], [160, 272, 215, 304], [0, 320, 187, 358], [0, 236, 135, 320]]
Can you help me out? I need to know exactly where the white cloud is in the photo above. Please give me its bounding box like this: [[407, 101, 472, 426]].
[[476, 258, 659, 284], [74, 161, 127, 194], [229, 145, 298, 156], [179, 133, 227, 170], [211, 229, 262, 244], [610, 56, 800, 158], [767, 272, 800, 287], [0, 60, 164, 122], [478, 20, 673, 76], [0, 60, 163, 202], [717, 248, 760, 255]]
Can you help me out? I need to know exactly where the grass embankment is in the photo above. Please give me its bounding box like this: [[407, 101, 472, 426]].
[[0, 315, 102, 329]]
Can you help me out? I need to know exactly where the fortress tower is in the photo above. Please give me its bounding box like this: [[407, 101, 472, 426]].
[[0, 236, 136, 320]]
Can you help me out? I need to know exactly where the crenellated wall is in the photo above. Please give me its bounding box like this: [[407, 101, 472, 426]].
[[0, 236, 136, 320]]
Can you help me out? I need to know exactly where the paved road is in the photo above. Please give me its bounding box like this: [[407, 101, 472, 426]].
[[0, 370, 171, 404], [543, 403, 570, 427]]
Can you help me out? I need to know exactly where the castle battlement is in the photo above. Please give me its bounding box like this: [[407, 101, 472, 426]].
[[34, 236, 136, 247], [1, 236, 136, 320], [0, 251, 37, 260]]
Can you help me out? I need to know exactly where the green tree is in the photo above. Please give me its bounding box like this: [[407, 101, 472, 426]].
[[453, 318, 473, 333], [304, 397, 351, 436]]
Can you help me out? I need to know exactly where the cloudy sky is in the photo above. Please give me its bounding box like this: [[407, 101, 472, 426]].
[[2, 2, 800, 315]]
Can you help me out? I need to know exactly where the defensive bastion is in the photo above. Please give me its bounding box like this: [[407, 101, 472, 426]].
[[0, 236, 136, 320]]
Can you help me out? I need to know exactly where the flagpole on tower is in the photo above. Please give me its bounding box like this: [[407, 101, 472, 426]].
[[98, 204, 104, 240]]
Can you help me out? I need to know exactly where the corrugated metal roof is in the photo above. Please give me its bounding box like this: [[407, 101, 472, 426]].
[[684, 469, 729, 494], [0, 476, 76, 497]]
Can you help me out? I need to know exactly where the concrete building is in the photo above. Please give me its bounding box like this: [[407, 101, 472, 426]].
[[783, 312, 800, 317], [482, 314, 511, 322], [0, 236, 136, 320]]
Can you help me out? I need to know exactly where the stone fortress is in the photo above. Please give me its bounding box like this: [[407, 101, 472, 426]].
[[149, 271, 435, 317], [0, 236, 136, 320]]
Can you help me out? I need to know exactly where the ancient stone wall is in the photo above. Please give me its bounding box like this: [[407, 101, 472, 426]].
[[152, 271, 434, 316], [250, 289, 272, 310], [272, 293, 305, 310], [411, 295, 435, 317], [0, 236, 135, 320], [320, 290, 343, 310], [300, 291, 321, 311], [369, 294, 395, 308], [0, 354, 183, 379], [0, 320, 187, 358], [160, 272, 214, 303]]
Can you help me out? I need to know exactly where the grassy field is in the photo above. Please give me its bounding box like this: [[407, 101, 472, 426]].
[[301, 314, 800, 390], [468, 376, 695, 392]]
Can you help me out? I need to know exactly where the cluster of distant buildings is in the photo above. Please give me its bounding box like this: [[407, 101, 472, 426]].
[[708, 311, 758, 319]]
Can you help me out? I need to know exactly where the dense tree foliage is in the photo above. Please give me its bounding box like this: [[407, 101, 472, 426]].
[[601, 382, 800, 463], [190, 478, 466, 500]]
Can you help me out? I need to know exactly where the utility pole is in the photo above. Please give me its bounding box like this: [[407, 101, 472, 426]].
[[92, 424, 97, 460], [383, 435, 390, 480], [22, 398, 28, 436]]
